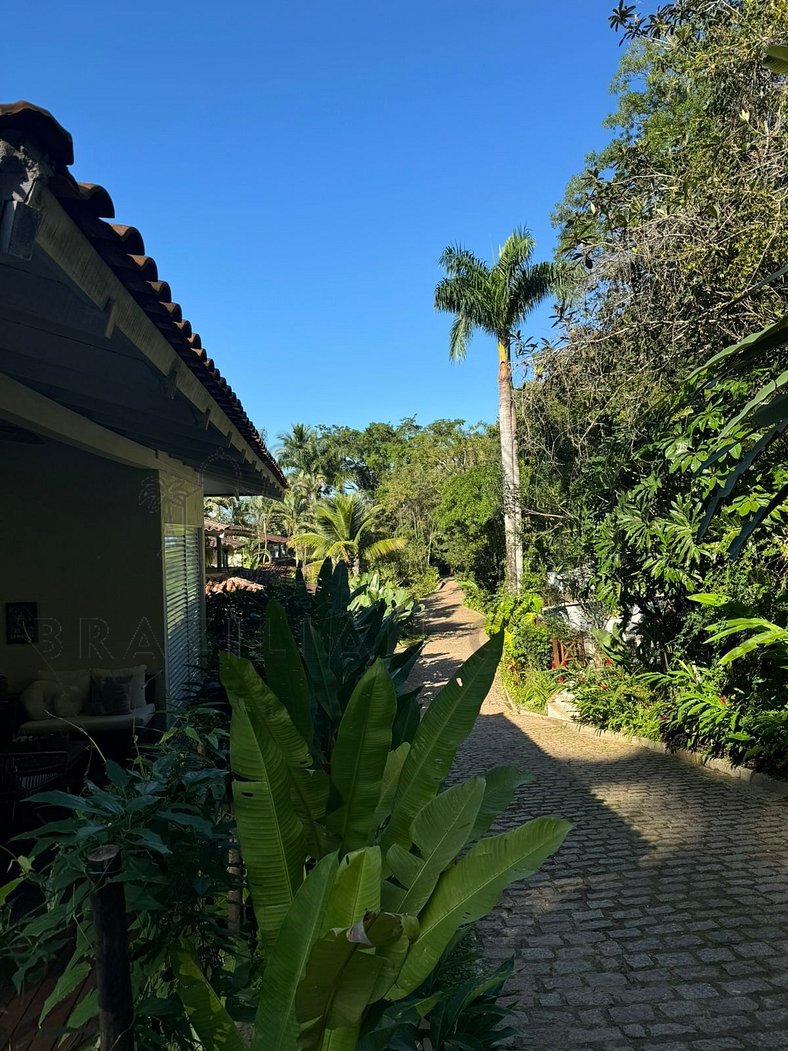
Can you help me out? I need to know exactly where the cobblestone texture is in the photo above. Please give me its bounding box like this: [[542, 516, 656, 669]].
[[409, 582, 788, 1050]]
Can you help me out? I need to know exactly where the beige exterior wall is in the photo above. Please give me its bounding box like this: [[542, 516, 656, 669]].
[[0, 439, 201, 696]]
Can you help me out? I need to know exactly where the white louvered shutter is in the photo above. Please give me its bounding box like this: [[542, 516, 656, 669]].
[[164, 524, 204, 705]]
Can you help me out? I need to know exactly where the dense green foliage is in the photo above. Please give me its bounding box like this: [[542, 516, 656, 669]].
[[474, 0, 788, 775], [173, 582, 568, 1050], [2, 563, 562, 1048], [1, 709, 243, 1050]]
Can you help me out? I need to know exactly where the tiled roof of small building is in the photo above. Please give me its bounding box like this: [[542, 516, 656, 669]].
[[0, 100, 285, 488]]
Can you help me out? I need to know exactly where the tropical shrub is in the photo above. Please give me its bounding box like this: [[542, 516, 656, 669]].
[[350, 572, 423, 630], [206, 566, 313, 670], [569, 665, 663, 742], [173, 623, 570, 1049], [0, 706, 240, 1050], [360, 931, 515, 1050], [297, 561, 424, 758], [499, 663, 557, 715]]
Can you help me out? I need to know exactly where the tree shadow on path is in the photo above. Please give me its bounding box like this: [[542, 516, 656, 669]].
[[410, 581, 788, 1050]]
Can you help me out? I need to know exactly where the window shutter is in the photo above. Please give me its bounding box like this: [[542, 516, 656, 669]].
[[164, 524, 204, 705]]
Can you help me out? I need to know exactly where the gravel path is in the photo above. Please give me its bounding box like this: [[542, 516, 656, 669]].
[[410, 580, 788, 1050]]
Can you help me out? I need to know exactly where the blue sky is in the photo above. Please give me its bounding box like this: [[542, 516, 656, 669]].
[[4, 1, 623, 444]]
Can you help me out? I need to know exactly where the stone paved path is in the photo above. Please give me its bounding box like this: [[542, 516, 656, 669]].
[[409, 581, 788, 1051]]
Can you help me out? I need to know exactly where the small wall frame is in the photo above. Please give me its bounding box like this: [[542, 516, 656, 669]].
[[5, 602, 38, 645]]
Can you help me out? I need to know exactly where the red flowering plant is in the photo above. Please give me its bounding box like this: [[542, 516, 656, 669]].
[[642, 660, 754, 760]]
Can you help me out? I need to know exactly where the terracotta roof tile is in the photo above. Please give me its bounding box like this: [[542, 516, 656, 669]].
[[0, 100, 285, 489]]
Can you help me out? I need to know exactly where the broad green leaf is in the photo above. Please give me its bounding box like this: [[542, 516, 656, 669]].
[[327, 662, 395, 851], [383, 778, 485, 915], [391, 690, 422, 750], [223, 652, 320, 872], [291, 768, 334, 858], [222, 652, 312, 776], [303, 620, 342, 724], [172, 941, 248, 1051], [384, 633, 503, 850], [254, 853, 339, 1051], [689, 314, 788, 381], [469, 767, 530, 841], [39, 957, 89, 1023], [766, 44, 788, 74], [324, 847, 382, 931], [264, 599, 314, 749], [373, 744, 410, 829], [0, 878, 21, 905], [389, 816, 571, 999], [296, 912, 407, 1047], [318, 1027, 361, 1050], [688, 592, 732, 607], [716, 368, 788, 441], [65, 987, 98, 1030], [233, 770, 305, 949]]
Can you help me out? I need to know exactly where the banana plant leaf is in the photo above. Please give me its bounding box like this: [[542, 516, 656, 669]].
[[326, 662, 395, 851], [391, 688, 422, 750], [688, 314, 788, 382], [372, 743, 410, 829], [233, 779, 305, 950], [323, 848, 382, 931], [303, 621, 343, 726], [253, 853, 340, 1051], [383, 778, 485, 915], [224, 660, 307, 947], [171, 940, 249, 1051], [384, 633, 504, 850], [766, 44, 788, 74], [291, 767, 334, 859], [264, 599, 314, 750], [469, 767, 530, 842], [296, 912, 413, 1048], [222, 652, 312, 776], [223, 651, 330, 862], [389, 816, 571, 999]]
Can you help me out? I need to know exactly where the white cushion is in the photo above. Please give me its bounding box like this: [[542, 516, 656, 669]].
[[91, 666, 146, 710], [20, 680, 59, 721], [37, 669, 91, 710], [53, 686, 84, 719]]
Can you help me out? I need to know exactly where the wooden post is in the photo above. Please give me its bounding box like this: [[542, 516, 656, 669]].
[[88, 845, 135, 1051]]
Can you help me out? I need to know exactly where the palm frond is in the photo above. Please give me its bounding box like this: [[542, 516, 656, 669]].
[[437, 244, 486, 278], [506, 260, 559, 332], [448, 313, 475, 362], [366, 537, 407, 561], [494, 227, 536, 288]]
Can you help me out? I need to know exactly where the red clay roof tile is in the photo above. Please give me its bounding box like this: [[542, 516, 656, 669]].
[[0, 100, 285, 489]]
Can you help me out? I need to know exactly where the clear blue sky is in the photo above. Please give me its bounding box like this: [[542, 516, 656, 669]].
[[4, 1, 623, 444]]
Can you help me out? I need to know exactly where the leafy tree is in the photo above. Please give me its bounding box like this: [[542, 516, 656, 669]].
[[433, 463, 505, 591], [434, 229, 558, 592]]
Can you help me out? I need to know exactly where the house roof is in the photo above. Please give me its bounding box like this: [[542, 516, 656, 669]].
[[203, 518, 254, 536], [0, 101, 285, 490]]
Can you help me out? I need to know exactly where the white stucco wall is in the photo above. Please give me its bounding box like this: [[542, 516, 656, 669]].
[[0, 439, 171, 693]]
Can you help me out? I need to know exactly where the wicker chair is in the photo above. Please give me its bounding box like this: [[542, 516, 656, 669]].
[[0, 748, 69, 835]]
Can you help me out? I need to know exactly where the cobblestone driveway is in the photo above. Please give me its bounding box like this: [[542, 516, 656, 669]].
[[410, 582, 788, 1050]]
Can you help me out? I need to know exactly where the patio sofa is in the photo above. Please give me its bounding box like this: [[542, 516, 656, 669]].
[[16, 666, 156, 737]]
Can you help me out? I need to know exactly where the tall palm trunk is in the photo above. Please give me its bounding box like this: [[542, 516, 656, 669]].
[[498, 339, 521, 592]]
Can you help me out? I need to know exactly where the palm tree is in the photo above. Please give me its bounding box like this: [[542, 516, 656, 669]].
[[291, 493, 405, 574], [434, 228, 558, 591], [276, 423, 321, 475]]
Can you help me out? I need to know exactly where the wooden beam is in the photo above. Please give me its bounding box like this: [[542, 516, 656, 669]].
[[0, 371, 192, 478]]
